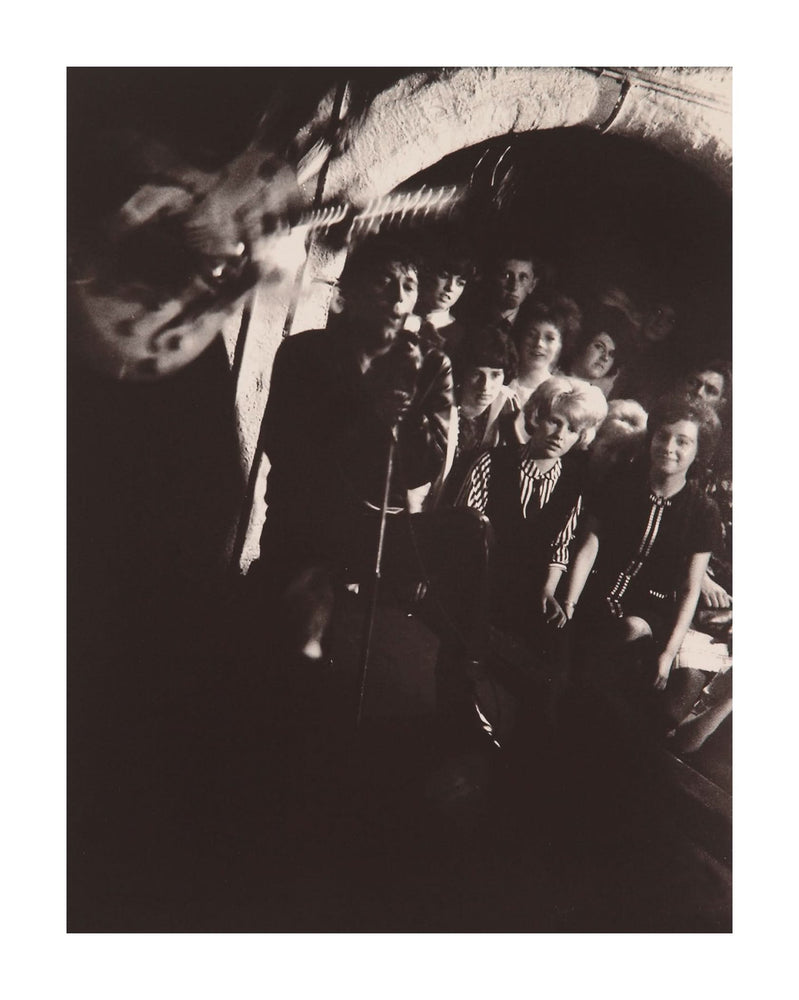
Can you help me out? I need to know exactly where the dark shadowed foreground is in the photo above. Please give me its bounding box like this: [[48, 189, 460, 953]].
[[69, 569, 730, 933]]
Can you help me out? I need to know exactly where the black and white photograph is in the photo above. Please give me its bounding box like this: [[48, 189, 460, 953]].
[[65, 66, 736, 937]]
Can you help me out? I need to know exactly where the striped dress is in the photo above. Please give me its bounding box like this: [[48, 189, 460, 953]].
[[458, 446, 586, 634]]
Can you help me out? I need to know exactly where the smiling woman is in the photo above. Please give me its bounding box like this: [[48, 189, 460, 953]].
[[562, 393, 722, 704], [650, 419, 699, 479]]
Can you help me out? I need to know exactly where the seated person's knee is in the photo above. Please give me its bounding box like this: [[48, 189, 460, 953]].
[[620, 615, 653, 644]]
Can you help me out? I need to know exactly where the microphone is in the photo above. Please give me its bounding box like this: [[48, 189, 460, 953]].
[[364, 324, 426, 427]]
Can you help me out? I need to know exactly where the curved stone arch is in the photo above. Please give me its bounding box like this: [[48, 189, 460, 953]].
[[316, 67, 731, 205], [293, 67, 731, 327]]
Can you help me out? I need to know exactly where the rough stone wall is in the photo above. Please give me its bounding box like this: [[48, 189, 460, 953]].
[[231, 66, 732, 571], [604, 67, 731, 192], [314, 68, 603, 203]]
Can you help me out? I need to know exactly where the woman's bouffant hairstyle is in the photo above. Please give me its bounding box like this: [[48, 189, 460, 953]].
[[523, 375, 609, 449], [514, 294, 583, 362], [590, 399, 649, 466], [700, 357, 732, 388], [646, 392, 721, 468], [452, 323, 518, 385], [564, 304, 636, 376], [604, 399, 649, 434]]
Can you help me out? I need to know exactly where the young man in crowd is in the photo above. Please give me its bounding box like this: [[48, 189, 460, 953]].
[[678, 358, 730, 416], [484, 248, 542, 332]]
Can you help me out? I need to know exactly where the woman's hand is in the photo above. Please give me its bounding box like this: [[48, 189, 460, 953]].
[[700, 572, 732, 609], [654, 651, 674, 690], [541, 591, 567, 628]]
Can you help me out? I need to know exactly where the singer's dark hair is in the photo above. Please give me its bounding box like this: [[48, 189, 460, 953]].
[[338, 234, 420, 293]]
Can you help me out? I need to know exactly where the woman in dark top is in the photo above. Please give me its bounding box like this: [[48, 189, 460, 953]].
[[459, 374, 608, 640], [414, 244, 476, 356], [562, 393, 722, 706]]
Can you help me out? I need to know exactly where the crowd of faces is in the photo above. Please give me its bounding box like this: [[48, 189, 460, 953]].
[[339, 244, 730, 477]]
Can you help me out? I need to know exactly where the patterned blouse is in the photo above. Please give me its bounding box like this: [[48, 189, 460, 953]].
[[461, 452, 582, 569]]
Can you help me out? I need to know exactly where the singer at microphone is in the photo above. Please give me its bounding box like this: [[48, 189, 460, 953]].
[[258, 235, 454, 553], [250, 233, 494, 747]]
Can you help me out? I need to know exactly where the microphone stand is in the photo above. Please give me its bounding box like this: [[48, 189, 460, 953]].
[[355, 424, 398, 729]]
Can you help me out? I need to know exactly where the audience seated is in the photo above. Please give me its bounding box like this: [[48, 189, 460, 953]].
[[562, 393, 723, 731], [664, 357, 733, 743], [459, 376, 607, 640], [250, 222, 732, 764], [675, 356, 732, 608]]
